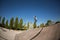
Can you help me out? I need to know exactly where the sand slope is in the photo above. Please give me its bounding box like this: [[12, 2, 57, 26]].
[[15, 23, 60, 40], [0, 23, 60, 40], [0, 27, 23, 40]]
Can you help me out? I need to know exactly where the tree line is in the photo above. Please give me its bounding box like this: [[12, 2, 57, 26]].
[[0, 16, 27, 30], [0, 16, 60, 30], [40, 20, 60, 28]]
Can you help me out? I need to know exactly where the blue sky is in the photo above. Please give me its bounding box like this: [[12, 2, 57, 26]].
[[0, 0, 60, 25]]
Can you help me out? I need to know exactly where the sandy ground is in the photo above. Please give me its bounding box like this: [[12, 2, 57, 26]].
[[15, 23, 60, 40], [0, 27, 23, 40], [15, 28, 42, 40], [32, 23, 60, 40], [0, 23, 60, 40]]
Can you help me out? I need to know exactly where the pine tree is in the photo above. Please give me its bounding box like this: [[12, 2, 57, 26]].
[[0, 16, 1, 23], [14, 17, 18, 29], [19, 18, 23, 30], [0, 16, 2, 27], [5, 20, 8, 28], [10, 17, 14, 29], [2, 17, 5, 27]]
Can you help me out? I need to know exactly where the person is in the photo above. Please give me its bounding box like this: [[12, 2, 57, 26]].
[[34, 16, 37, 22]]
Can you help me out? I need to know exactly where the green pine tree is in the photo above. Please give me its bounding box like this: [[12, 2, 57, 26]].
[[5, 20, 8, 28], [0, 16, 2, 23], [10, 17, 14, 29], [2, 17, 5, 27], [19, 18, 23, 30], [14, 17, 18, 29]]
